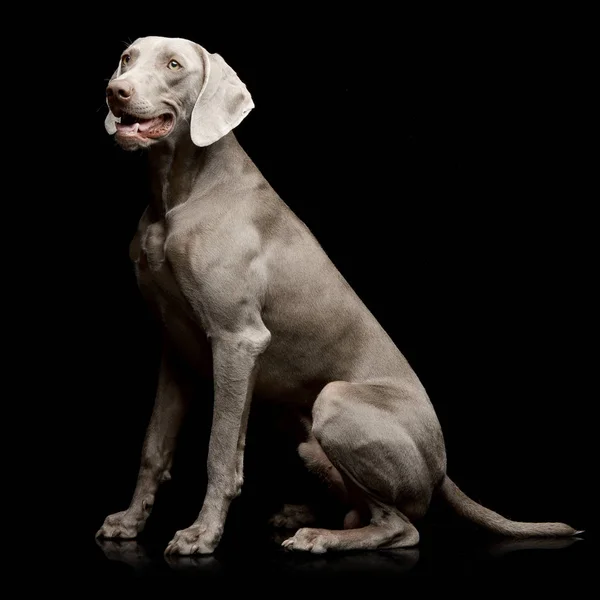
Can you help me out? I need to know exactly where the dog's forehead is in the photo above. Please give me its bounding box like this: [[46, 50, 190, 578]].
[[126, 36, 198, 59]]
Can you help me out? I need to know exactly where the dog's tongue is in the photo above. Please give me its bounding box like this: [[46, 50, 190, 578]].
[[138, 117, 162, 132], [116, 116, 162, 135], [118, 122, 139, 133]]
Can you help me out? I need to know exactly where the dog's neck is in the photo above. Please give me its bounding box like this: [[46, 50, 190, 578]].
[[148, 132, 244, 216]]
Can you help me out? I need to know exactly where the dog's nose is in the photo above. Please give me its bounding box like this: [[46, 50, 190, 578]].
[[106, 80, 134, 102]]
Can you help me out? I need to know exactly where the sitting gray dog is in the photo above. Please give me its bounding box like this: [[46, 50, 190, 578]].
[[96, 36, 578, 555]]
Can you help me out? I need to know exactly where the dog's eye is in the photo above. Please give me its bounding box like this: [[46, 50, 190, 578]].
[[168, 59, 182, 71], [121, 54, 131, 66]]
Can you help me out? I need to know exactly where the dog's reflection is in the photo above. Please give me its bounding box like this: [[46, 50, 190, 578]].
[[277, 548, 421, 577], [96, 539, 154, 571], [96, 532, 583, 576], [96, 535, 418, 576], [164, 554, 223, 573], [486, 535, 583, 557], [96, 538, 224, 573]]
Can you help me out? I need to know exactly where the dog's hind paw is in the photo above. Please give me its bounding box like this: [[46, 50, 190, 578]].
[[282, 528, 328, 554]]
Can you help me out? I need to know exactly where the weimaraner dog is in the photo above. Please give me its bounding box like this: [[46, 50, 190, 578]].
[[96, 36, 579, 555]]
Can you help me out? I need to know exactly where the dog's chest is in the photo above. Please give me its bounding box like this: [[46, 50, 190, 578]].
[[131, 220, 176, 295], [130, 216, 211, 372]]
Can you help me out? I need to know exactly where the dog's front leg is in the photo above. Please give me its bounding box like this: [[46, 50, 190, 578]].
[[96, 346, 189, 539], [165, 327, 270, 556]]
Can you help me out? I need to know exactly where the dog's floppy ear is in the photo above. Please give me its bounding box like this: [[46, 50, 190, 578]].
[[104, 66, 121, 135], [190, 47, 254, 147]]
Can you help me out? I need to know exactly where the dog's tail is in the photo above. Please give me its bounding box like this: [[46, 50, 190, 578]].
[[438, 476, 581, 538]]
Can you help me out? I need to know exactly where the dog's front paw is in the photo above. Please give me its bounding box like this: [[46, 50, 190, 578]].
[[164, 525, 218, 556], [96, 510, 144, 540]]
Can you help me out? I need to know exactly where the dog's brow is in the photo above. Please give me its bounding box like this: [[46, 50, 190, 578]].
[[122, 46, 139, 58], [158, 48, 183, 62]]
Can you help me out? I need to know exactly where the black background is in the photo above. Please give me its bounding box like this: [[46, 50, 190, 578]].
[[35, 5, 595, 588]]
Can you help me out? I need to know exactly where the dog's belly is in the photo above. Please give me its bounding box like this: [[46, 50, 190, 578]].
[[253, 365, 329, 407]]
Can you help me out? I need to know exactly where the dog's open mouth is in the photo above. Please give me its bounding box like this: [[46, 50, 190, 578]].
[[115, 111, 174, 139]]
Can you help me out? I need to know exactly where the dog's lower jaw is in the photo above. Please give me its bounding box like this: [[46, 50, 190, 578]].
[[115, 133, 153, 151], [115, 131, 162, 151]]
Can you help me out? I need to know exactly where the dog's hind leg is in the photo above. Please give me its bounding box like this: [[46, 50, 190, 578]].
[[269, 417, 366, 530], [282, 500, 419, 553], [282, 380, 445, 552], [297, 417, 369, 529]]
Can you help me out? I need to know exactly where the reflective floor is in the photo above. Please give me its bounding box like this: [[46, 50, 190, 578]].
[[84, 524, 591, 587]]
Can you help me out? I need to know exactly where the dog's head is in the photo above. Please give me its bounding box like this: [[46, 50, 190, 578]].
[[104, 36, 254, 151]]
